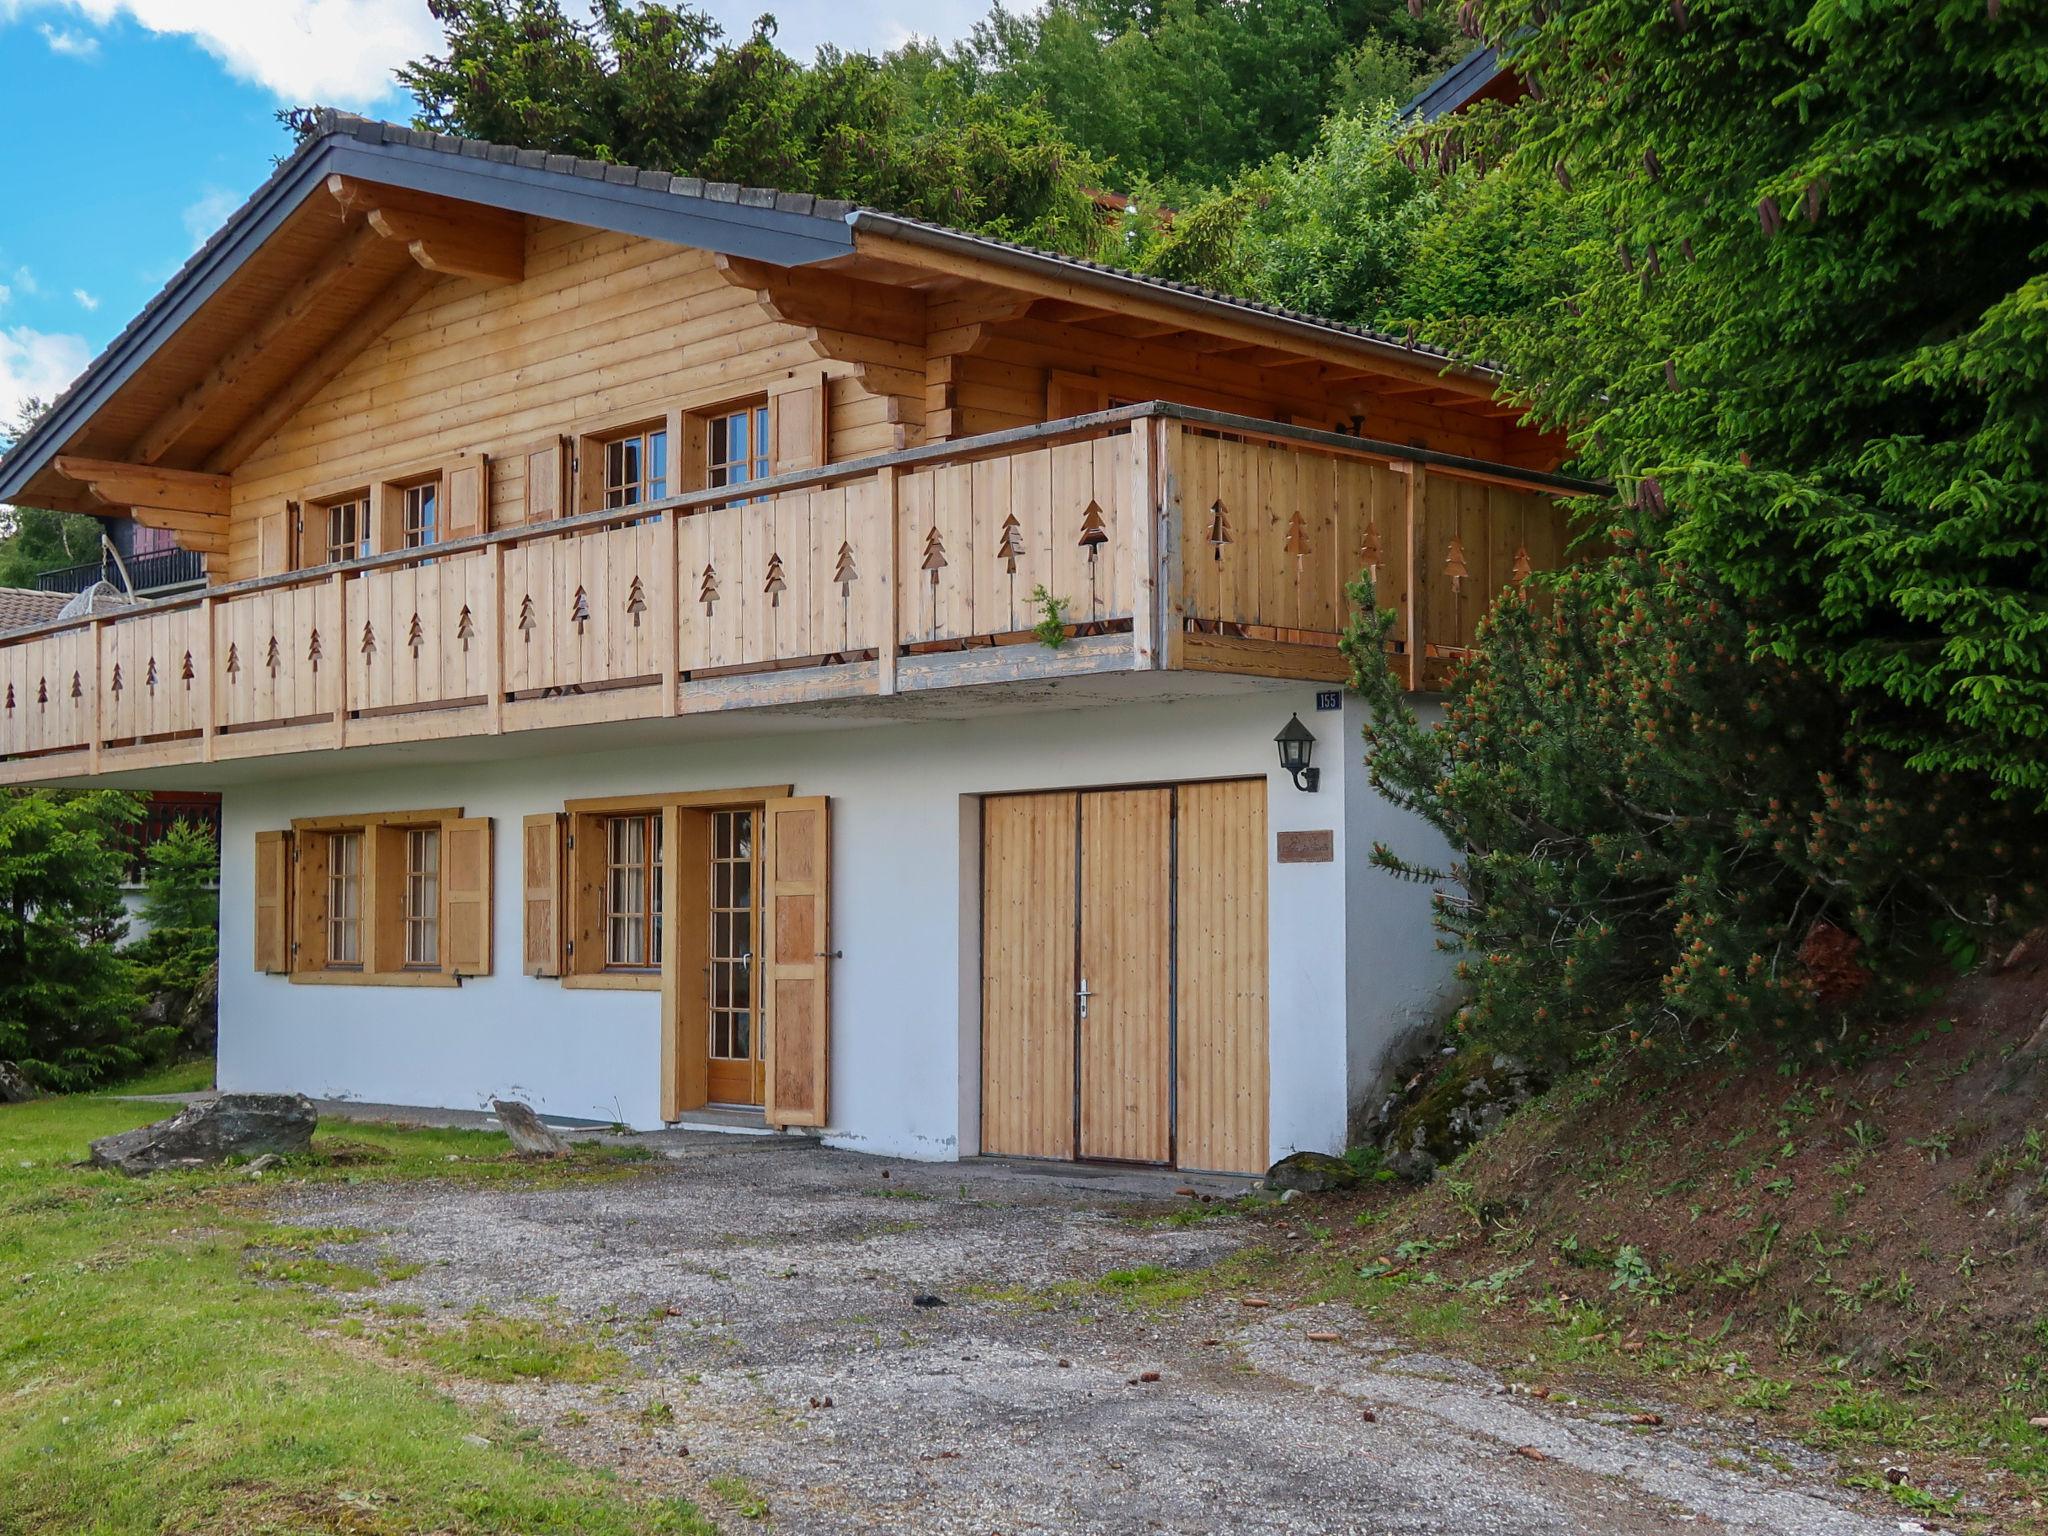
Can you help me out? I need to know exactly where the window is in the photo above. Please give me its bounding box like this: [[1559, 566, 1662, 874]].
[[260, 813, 492, 984], [404, 826, 439, 967], [708, 808, 754, 1065], [326, 830, 363, 966], [707, 404, 770, 491], [603, 426, 668, 508], [402, 481, 438, 549], [320, 493, 371, 565], [603, 812, 663, 968]]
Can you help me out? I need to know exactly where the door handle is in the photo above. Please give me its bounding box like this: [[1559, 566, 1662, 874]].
[[1077, 978, 1093, 1020]]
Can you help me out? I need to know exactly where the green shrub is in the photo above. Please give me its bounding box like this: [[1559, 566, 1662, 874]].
[[0, 789, 156, 1088], [1342, 552, 2043, 1067]]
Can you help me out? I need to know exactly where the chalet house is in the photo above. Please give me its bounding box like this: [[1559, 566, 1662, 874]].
[[0, 111, 1588, 1174]]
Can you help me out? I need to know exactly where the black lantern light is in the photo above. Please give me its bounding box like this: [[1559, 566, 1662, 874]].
[[1275, 712, 1319, 792]]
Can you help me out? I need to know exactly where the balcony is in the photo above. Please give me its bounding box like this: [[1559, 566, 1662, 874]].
[[35, 547, 209, 598], [0, 403, 1589, 786]]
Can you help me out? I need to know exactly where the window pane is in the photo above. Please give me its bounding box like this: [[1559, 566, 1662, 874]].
[[647, 429, 667, 500]]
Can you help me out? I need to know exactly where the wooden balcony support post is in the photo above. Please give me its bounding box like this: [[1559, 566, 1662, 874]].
[[659, 511, 680, 717], [1129, 416, 1159, 670], [876, 465, 900, 697], [1155, 417, 1185, 672], [330, 570, 350, 749], [88, 618, 105, 775], [1402, 462, 1429, 692], [486, 542, 507, 734], [200, 595, 220, 763]]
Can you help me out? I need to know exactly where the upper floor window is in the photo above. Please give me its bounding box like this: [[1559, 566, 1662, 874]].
[[603, 425, 668, 508], [401, 480, 439, 549], [708, 404, 770, 491], [320, 493, 371, 565]]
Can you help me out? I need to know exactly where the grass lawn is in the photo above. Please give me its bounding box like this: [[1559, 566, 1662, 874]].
[[102, 1058, 216, 1096], [0, 1091, 713, 1536]]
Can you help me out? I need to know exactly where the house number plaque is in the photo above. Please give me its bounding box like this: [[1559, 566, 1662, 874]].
[[1276, 830, 1334, 864]]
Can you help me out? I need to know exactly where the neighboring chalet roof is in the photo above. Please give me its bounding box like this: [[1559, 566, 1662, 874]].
[[0, 586, 69, 634], [0, 109, 1504, 511], [1402, 46, 1524, 122]]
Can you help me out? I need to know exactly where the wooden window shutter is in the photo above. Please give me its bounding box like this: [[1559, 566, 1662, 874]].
[[291, 828, 331, 973], [253, 830, 292, 973], [522, 811, 565, 976], [257, 500, 293, 577], [771, 378, 829, 475], [442, 816, 493, 976], [444, 458, 487, 541], [525, 437, 568, 526], [1047, 370, 1109, 421], [761, 795, 830, 1128]]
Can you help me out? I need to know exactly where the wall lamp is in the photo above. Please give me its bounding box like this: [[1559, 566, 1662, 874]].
[[1275, 713, 1319, 793]]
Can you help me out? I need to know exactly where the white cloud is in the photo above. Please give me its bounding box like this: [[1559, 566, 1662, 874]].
[[2, 1, 439, 106], [38, 20, 97, 55], [11, 266, 38, 297], [181, 187, 241, 250], [0, 284, 11, 311], [72, 288, 99, 311], [0, 325, 91, 430]]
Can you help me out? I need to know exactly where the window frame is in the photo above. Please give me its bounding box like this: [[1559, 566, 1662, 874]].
[[403, 825, 440, 969], [282, 808, 482, 987], [309, 489, 372, 568], [704, 400, 771, 493], [601, 811, 663, 971], [325, 829, 364, 969]]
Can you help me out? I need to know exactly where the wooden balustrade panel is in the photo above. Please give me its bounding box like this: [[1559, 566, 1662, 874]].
[[101, 606, 209, 741], [897, 434, 1131, 646], [348, 551, 493, 712], [1421, 478, 1571, 652], [679, 482, 889, 672], [1175, 433, 1408, 637], [503, 521, 669, 694], [0, 628, 93, 755], [217, 580, 341, 729]]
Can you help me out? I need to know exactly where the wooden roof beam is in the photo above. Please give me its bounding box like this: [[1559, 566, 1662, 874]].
[[208, 264, 443, 472], [328, 175, 524, 285], [126, 221, 395, 466], [53, 457, 229, 517]]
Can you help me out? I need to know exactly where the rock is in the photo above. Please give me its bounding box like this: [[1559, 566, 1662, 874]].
[[137, 991, 179, 1030], [0, 1062, 35, 1104], [244, 1153, 281, 1180], [2031, 1415, 2048, 1430], [911, 1293, 946, 1309], [490, 1098, 568, 1157], [1379, 1048, 1546, 1183], [1264, 1150, 1360, 1195], [88, 1093, 315, 1176]]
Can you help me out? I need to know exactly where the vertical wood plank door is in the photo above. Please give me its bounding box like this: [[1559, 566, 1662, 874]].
[[979, 792, 1079, 1160], [1077, 788, 1173, 1165], [1175, 780, 1270, 1175], [762, 796, 831, 1128]]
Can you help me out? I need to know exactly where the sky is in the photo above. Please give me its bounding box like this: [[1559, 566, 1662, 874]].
[[0, 0, 992, 435]]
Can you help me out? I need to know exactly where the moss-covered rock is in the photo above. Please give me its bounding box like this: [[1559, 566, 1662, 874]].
[[1378, 1048, 1545, 1182]]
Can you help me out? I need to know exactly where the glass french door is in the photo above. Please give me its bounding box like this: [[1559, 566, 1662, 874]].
[[706, 808, 764, 1105]]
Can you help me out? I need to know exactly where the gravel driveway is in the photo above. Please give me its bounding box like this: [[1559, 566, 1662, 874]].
[[278, 1129, 1908, 1536]]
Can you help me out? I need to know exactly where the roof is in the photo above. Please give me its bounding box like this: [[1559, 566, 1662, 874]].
[[1403, 46, 1513, 123], [0, 586, 71, 633], [0, 109, 1490, 507]]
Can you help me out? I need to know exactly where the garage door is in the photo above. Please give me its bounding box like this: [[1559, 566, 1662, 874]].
[[980, 779, 1268, 1174]]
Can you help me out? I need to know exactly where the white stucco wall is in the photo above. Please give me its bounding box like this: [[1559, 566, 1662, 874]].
[[217, 686, 1457, 1165]]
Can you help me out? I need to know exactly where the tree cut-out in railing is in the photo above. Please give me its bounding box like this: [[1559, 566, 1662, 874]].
[[225, 642, 240, 680], [109, 663, 123, 697], [570, 586, 591, 636], [763, 554, 786, 609], [832, 542, 859, 650], [70, 671, 82, 702], [697, 564, 720, 618], [1445, 536, 1470, 593], [145, 657, 159, 696], [407, 613, 425, 659], [455, 606, 475, 651], [996, 514, 1025, 575], [1283, 509, 1311, 559], [1512, 544, 1533, 582], [1077, 501, 1108, 618], [181, 651, 195, 689], [517, 594, 537, 641], [4, 683, 13, 715], [308, 628, 323, 672], [625, 577, 647, 628], [36, 676, 47, 710], [266, 635, 282, 678], [1206, 498, 1233, 561], [359, 620, 377, 664], [920, 526, 949, 640], [1359, 520, 1382, 575]]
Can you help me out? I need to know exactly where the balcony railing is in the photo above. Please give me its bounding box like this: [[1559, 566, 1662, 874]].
[[0, 403, 1592, 782], [35, 548, 208, 597]]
